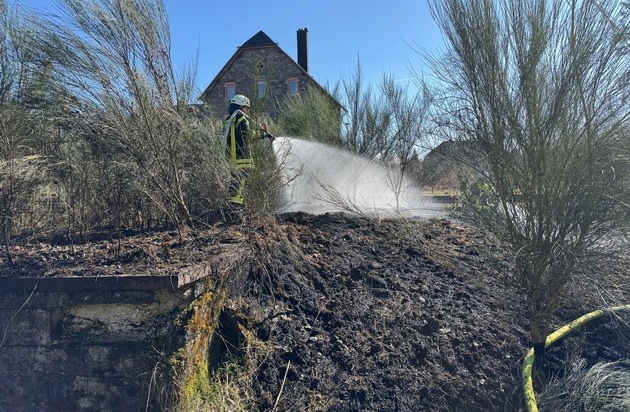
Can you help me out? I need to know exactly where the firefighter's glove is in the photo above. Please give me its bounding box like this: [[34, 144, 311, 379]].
[[260, 123, 275, 142]]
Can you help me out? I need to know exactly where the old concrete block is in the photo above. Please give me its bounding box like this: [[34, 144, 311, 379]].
[[0, 275, 212, 411], [59, 289, 196, 343], [71, 290, 155, 305], [0, 345, 75, 375], [0, 291, 71, 309], [82, 344, 154, 377], [72, 375, 148, 411], [0, 308, 51, 345], [0, 373, 42, 412]]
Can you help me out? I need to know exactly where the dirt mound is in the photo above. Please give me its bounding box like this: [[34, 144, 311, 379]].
[[233, 213, 530, 411], [2, 212, 627, 411]]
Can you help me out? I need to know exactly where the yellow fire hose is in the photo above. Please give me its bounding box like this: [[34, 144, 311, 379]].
[[522, 304, 630, 412]]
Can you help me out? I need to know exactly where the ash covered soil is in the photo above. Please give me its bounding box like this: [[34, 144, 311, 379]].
[[2, 212, 628, 411], [241, 213, 530, 411]]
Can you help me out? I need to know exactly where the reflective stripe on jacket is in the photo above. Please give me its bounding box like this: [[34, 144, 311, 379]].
[[224, 110, 254, 168]]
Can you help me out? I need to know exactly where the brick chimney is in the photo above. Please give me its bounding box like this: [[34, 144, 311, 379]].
[[297, 28, 308, 72]]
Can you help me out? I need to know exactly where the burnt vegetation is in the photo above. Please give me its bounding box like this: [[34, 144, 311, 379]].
[[0, 0, 628, 411]]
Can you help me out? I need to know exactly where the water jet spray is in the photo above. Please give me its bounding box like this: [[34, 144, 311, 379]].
[[272, 137, 446, 218]]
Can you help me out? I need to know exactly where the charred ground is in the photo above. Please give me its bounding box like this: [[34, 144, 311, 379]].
[[1, 212, 628, 411]]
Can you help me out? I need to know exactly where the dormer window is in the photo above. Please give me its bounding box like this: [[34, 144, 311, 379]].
[[287, 78, 298, 96]]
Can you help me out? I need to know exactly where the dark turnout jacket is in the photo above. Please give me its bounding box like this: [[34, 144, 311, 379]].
[[224, 109, 254, 168]]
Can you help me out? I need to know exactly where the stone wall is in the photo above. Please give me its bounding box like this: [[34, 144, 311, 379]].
[[0, 268, 212, 411], [203, 47, 317, 121]]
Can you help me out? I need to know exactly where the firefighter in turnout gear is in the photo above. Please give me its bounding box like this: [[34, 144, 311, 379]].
[[224, 94, 274, 205]]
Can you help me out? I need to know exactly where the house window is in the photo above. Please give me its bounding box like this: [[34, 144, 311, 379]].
[[257, 78, 267, 98], [287, 78, 298, 96], [225, 83, 236, 100]]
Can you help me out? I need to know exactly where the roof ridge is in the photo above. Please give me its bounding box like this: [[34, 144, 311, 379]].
[[240, 30, 277, 48]]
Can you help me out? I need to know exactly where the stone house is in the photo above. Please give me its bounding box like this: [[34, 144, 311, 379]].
[[200, 28, 343, 128], [419, 139, 480, 189]]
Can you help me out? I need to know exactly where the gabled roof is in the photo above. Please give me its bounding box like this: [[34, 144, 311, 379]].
[[240, 30, 276, 48], [200, 30, 344, 111]]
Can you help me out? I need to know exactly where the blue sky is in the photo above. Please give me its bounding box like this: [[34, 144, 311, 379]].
[[10, 0, 445, 93]]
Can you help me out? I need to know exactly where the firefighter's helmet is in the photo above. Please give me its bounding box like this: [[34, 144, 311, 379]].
[[230, 94, 250, 108]]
